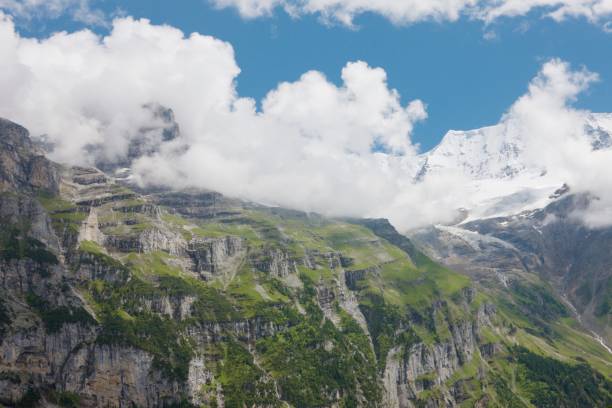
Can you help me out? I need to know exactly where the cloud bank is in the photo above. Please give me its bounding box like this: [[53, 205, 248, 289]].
[[494, 58, 612, 227], [211, 0, 612, 27], [0, 14, 611, 230], [0, 12, 435, 227], [2, 0, 612, 29]]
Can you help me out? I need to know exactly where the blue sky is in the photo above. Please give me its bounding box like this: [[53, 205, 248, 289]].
[[8, 0, 612, 151]]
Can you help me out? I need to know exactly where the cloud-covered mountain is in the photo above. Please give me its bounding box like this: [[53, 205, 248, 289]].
[[415, 112, 612, 222], [1, 14, 611, 232], [0, 116, 610, 407]]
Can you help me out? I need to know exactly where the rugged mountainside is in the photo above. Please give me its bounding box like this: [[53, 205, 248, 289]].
[[0, 118, 611, 407], [410, 114, 612, 356], [412, 192, 612, 349]]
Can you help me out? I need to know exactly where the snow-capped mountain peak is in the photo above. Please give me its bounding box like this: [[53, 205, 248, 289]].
[[416, 122, 537, 182], [415, 113, 612, 222]]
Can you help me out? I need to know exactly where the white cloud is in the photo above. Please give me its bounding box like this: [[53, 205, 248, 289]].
[[478, 0, 612, 23], [211, 0, 612, 28], [0, 13, 433, 227], [0, 0, 106, 26], [2, 0, 612, 32], [213, 0, 283, 18], [3, 0, 612, 30], [502, 59, 598, 178], [485, 59, 612, 228], [212, 0, 479, 25], [1, 13, 611, 231]]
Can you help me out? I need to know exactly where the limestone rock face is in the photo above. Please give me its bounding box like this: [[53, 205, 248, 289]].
[[0, 118, 59, 194], [61, 345, 182, 408], [74, 252, 130, 285], [105, 227, 187, 256], [383, 304, 496, 408], [250, 248, 298, 278], [188, 236, 245, 279]]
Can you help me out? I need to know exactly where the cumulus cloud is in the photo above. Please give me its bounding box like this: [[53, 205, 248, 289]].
[[488, 58, 612, 227], [211, 0, 612, 28], [1, 13, 611, 230], [0, 13, 436, 227], [502, 59, 598, 177]]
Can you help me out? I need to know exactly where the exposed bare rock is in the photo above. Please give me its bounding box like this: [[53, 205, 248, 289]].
[[250, 248, 298, 277], [75, 252, 129, 285], [317, 285, 339, 325], [187, 236, 246, 280], [71, 167, 107, 186], [78, 208, 105, 245], [105, 227, 187, 256], [187, 357, 221, 407], [139, 295, 197, 320], [187, 318, 286, 344], [383, 304, 496, 408], [0, 118, 60, 194], [479, 343, 502, 360], [61, 345, 182, 408]]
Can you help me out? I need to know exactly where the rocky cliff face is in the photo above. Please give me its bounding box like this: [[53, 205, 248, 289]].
[[188, 236, 246, 280], [412, 192, 612, 347], [383, 302, 497, 408], [0, 118, 610, 408], [0, 118, 59, 194]]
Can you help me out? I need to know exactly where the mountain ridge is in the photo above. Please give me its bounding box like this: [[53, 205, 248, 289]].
[[0, 117, 610, 407]]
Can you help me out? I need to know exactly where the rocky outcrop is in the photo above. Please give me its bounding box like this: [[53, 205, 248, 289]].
[[317, 286, 339, 325], [78, 208, 105, 245], [187, 318, 286, 344], [154, 191, 241, 219], [139, 228, 187, 256], [113, 202, 158, 216], [411, 193, 612, 345], [301, 250, 349, 272], [188, 236, 245, 279], [105, 227, 187, 256], [75, 252, 129, 285], [76, 192, 137, 208], [0, 118, 60, 194], [0, 192, 61, 255], [479, 342, 502, 360], [345, 268, 370, 291], [187, 357, 223, 407], [61, 345, 182, 408], [71, 167, 107, 186], [337, 271, 371, 337], [383, 304, 496, 408], [250, 248, 297, 277], [139, 295, 197, 321]]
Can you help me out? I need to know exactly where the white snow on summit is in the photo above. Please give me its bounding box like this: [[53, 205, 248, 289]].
[[415, 113, 612, 222]]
